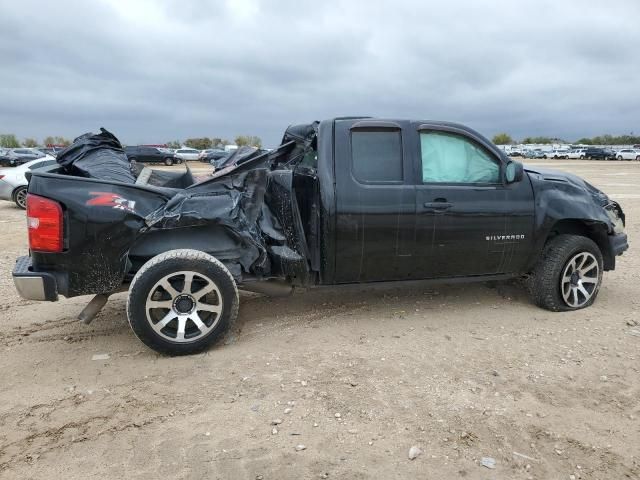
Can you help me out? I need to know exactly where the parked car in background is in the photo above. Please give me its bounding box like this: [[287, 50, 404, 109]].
[[546, 150, 569, 159], [39, 147, 66, 157], [198, 149, 223, 162], [583, 148, 609, 160], [508, 150, 523, 157], [125, 146, 181, 166], [0, 148, 20, 167], [0, 157, 56, 209], [174, 148, 201, 161], [10, 148, 45, 164], [615, 149, 640, 161], [567, 149, 588, 159], [525, 150, 545, 159], [602, 148, 617, 160], [203, 149, 229, 166]]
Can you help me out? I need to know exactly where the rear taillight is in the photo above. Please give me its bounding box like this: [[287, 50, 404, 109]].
[[26, 194, 63, 253]]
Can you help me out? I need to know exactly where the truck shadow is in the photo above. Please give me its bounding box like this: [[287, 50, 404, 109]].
[[231, 279, 532, 341]]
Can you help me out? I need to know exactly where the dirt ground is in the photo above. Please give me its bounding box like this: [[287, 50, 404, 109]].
[[0, 159, 638, 480]]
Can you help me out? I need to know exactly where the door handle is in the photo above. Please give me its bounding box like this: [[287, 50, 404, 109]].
[[423, 201, 453, 211]]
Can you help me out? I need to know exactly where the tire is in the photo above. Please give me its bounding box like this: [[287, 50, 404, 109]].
[[127, 249, 239, 355], [636, 156, 640, 161], [527, 235, 603, 312], [164, 157, 174, 166], [579, 155, 585, 159], [13, 186, 27, 209], [617, 156, 623, 161]]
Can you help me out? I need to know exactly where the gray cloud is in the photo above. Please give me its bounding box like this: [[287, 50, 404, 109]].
[[1, 0, 638, 146]]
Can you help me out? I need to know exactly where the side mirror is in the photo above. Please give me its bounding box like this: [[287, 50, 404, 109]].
[[505, 160, 524, 184]]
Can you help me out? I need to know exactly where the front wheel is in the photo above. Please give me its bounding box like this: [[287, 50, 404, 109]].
[[13, 186, 27, 209], [127, 249, 239, 355], [164, 157, 174, 166], [527, 235, 603, 312]]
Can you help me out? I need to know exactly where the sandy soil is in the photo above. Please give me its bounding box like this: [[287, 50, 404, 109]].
[[0, 160, 638, 480]]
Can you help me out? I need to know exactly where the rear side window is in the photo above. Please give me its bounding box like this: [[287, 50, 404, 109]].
[[351, 130, 403, 183], [420, 131, 500, 184]]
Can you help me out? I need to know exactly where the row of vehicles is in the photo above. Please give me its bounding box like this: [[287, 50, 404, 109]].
[[0, 147, 48, 167], [1, 146, 236, 168], [124, 146, 234, 166], [509, 147, 640, 161]]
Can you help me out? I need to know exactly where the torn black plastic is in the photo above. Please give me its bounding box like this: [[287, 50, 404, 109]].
[[56, 128, 137, 184]]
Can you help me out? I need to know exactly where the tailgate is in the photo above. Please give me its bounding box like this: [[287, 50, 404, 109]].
[[27, 171, 170, 297]]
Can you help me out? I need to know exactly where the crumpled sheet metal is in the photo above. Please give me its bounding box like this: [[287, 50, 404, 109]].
[[144, 168, 278, 275]]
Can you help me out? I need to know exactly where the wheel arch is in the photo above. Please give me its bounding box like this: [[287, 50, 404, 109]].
[[544, 219, 613, 270], [11, 184, 27, 198], [128, 225, 246, 280]]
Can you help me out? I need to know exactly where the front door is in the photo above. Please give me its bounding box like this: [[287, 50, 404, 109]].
[[412, 126, 535, 278]]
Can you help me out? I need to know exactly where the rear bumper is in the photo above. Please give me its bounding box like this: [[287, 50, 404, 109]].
[[12, 256, 59, 301], [609, 232, 629, 257]]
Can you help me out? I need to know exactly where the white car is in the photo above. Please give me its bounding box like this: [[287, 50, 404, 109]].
[[0, 157, 56, 209], [567, 149, 588, 159], [615, 149, 640, 161], [545, 149, 569, 159], [174, 148, 201, 161]]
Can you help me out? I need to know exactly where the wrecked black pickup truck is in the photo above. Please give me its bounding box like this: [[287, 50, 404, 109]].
[[13, 118, 629, 354]]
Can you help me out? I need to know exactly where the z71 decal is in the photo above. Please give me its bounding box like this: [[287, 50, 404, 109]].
[[86, 192, 136, 213]]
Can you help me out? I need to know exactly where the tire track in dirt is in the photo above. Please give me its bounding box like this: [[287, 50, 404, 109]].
[[0, 378, 202, 473]]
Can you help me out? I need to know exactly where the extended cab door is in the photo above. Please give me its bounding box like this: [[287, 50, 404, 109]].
[[412, 124, 535, 278], [333, 119, 416, 283]]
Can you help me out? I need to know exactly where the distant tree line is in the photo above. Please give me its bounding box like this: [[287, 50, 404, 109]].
[[493, 132, 640, 145], [169, 135, 262, 150], [0, 134, 72, 148]]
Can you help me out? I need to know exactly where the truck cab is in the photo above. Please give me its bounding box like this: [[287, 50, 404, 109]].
[[318, 118, 534, 284]]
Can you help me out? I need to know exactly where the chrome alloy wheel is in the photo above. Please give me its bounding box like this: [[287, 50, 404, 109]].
[[15, 188, 27, 209], [561, 252, 600, 308], [146, 271, 223, 343]]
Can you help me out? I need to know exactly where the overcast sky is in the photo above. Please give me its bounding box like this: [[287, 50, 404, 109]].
[[1, 0, 638, 146]]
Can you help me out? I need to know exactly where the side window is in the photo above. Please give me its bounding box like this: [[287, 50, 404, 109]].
[[351, 129, 403, 183], [420, 131, 500, 184], [29, 161, 55, 170]]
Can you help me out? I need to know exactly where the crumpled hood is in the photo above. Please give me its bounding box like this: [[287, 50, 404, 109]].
[[524, 165, 610, 206]]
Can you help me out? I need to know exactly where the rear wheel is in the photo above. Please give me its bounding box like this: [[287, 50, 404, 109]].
[[527, 235, 603, 312], [164, 157, 174, 166], [127, 249, 239, 355], [13, 186, 27, 209]]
